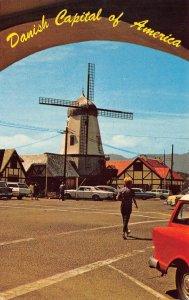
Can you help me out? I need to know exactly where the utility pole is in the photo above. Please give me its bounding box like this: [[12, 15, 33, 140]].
[[45, 154, 48, 197], [63, 126, 68, 183], [163, 150, 166, 188], [170, 144, 174, 192]]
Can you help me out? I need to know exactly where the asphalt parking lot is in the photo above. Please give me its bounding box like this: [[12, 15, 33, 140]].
[[0, 198, 178, 300]]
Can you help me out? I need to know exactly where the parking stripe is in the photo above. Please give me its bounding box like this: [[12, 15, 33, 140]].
[[0, 238, 35, 246], [0, 205, 168, 220], [108, 265, 170, 300], [0, 219, 168, 247], [57, 219, 168, 236], [0, 249, 152, 299]]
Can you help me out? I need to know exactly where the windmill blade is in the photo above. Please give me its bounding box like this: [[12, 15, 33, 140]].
[[97, 107, 133, 119], [87, 63, 95, 101], [39, 97, 79, 108]]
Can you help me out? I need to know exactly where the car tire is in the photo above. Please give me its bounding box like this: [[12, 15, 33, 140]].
[[64, 193, 71, 199], [17, 196, 23, 200], [92, 195, 100, 201], [176, 265, 189, 300]]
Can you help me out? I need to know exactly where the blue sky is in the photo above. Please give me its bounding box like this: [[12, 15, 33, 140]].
[[0, 41, 189, 157]]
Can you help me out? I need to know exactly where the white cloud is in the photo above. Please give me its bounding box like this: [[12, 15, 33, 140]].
[[0, 134, 32, 148], [111, 135, 144, 148], [15, 45, 75, 66], [0, 133, 62, 155]]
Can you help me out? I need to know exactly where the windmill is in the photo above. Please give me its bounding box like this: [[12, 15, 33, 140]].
[[39, 63, 133, 185]]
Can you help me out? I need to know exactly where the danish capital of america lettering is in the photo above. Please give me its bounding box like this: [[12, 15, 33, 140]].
[[6, 8, 123, 49], [5, 10, 181, 49], [130, 19, 181, 48]]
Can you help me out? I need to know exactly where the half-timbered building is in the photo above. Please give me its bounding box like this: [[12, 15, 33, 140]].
[[107, 156, 184, 193], [21, 153, 79, 196], [0, 149, 26, 182]]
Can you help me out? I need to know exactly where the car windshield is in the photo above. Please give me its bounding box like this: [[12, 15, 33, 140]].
[[96, 186, 115, 192], [182, 189, 189, 195], [7, 183, 18, 187], [0, 182, 6, 187], [18, 183, 28, 188], [173, 203, 189, 225]]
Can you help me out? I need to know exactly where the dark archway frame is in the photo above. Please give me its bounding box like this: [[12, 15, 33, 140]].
[[1, 0, 189, 70]]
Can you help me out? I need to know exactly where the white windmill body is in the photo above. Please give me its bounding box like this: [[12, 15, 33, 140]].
[[61, 94, 106, 177]]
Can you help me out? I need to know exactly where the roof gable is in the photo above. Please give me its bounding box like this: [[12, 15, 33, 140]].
[[106, 156, 183, 181], [106, 160, 133, 176], [0, 149, 16, 172], [21, 153, 79, 178]]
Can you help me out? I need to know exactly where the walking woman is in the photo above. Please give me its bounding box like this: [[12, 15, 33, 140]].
[[116, 177, 138, 239]]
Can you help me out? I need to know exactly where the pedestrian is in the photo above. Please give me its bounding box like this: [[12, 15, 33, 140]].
[[116, 177, 138, 240], [59, 181, 66, 201], [29, 183, 34, 200], [33, 183, 39, 200]]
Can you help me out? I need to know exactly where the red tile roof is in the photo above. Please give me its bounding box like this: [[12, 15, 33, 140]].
[[106, 156, 183, 181], [154, 167, 170, 179], [172, 171, 183, 180], [106, 160, 133, 176]]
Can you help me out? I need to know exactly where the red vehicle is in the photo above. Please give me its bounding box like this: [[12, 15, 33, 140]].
[[149, 195, 189, 300]]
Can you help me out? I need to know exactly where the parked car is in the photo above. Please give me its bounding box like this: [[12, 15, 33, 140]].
[[95, 185, 118, 199], [167, 188, 189, 206], [7, 182, 31, 200], [146, 189, 170, 199], [149, 195, 189, 300], [132, 188, 155, 200], [0, 181, 12, 199], [64, 186, 114, 200]]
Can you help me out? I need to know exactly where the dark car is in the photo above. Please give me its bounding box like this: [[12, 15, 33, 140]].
[[0, 181, 12, 199], [132, 188, 155, 200]]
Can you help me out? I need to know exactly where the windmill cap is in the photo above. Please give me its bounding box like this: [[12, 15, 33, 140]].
[[68, 95, 97, 117]]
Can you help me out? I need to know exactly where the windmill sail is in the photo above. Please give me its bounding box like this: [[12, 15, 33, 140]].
[[87, 63, 95, 101], [39, 97, 133, 120], [97, 108, 133, 119]]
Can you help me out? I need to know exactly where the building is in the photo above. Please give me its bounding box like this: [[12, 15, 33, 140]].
[[21, 153, 79, 196], [107, 155, 184, 193], [60, 95, 111, 185], [0, 149, 26, 182]]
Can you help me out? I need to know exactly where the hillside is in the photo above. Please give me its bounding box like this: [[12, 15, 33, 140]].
[[108, 153, 189, 174]]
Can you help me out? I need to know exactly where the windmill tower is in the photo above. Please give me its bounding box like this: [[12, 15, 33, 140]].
[[39, 63, 133, 184]]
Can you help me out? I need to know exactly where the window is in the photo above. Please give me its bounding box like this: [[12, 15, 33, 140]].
[[133, 161, 143, 171], [79, 187, 85, 191], [173, 203, 189, 225], [10, 157, 17, 168], [70, 135, 75, 146]]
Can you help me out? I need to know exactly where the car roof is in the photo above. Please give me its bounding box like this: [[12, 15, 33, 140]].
[[96, 185, 115, 188], [80, 186, 94, 188], [180, 194, 189, 201]]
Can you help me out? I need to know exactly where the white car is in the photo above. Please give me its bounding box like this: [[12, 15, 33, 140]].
[[64, 186, 114, 200], [95, 185, 118, 199], [7, 182, 31, 200], [146, 189, 171, 199], [167, 188, 189, 206]]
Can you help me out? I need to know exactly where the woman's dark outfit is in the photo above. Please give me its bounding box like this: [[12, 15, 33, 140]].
[[118, 187, 135, 234]]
